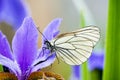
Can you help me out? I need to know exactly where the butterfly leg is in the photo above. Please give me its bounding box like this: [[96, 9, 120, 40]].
[[56, 56, 60, 64], [54, 51, 60, 64], [42, 47, 48, 56]]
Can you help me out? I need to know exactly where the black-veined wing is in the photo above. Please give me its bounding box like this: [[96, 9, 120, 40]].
[[51, 26, 100, 65]]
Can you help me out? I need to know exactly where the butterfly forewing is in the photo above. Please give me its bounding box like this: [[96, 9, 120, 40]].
[[51, 26, 100, 65]]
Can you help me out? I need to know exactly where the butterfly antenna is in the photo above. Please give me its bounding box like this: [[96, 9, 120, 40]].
[[37, 27, 48, 41]]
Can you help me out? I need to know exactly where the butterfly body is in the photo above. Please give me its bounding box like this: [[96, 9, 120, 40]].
[[44, 40, 56, 52], [43, 26, 100, 65]]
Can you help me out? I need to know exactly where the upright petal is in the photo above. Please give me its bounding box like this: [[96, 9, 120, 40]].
[[0, 31, 13, 60], [36, 19, 62, 67], [43, 18, 62, 41], [0, 0, 28, 29], [12, 17, 38, 75]]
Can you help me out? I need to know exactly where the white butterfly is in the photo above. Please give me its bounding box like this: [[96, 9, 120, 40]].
[[39, 26, 100, 65]]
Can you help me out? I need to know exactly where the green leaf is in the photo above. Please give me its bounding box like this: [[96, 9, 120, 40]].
[[103, 0, 120, 80]]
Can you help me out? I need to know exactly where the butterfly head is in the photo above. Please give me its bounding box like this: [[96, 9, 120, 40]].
[[44, 40, 54, 51], [44, 40, 50, 46]]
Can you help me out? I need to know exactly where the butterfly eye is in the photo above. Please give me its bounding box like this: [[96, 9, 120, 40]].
[[44, 41, 47, 44]]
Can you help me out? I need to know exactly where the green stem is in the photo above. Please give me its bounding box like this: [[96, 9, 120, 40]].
[[0, 65, 3, 71], [81, 62, 90, 80], [103, 0, 120, 80], [80, 11, 90, 80]]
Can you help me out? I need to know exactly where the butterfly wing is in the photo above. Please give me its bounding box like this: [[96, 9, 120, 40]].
[[51, 26, 100, 65]]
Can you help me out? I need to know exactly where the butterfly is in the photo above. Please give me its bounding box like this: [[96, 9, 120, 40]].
[[37, 26, 100, 65]]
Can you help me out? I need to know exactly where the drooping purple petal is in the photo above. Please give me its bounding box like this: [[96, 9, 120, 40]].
[[43, 18, 62, 41], [12, 17, 38, 75], [0, 54, 21, 76], [31, 53, 56, 72], [70, 66, 81, 80], [0, 31, 13, 60], [88, 50, 104, 71], [0, 0, 28, 29]]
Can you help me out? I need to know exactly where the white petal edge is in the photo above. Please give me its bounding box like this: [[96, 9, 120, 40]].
[[0, 54, 21, 76]]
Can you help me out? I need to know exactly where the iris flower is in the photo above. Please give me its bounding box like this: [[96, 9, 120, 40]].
[[0, 17, 62, 79], [0, 0, 28, 29]]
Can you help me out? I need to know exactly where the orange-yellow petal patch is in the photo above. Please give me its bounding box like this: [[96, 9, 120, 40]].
[[0, 72, 17, 80], [28, 71, 64, 80]]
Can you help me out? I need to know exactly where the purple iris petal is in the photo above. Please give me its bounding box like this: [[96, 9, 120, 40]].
[[34, 19, 62, 71], [31, 53, 56, 72], [88, 50, 104, 71], [70, 65, 81, 80], [0, 31, 13, 60], [12, 17, 38, 75], [42, 18, 62, 41], [0, 0, 28, 29], [0, 0, 2, 13], [37, 49, 51, 60]]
